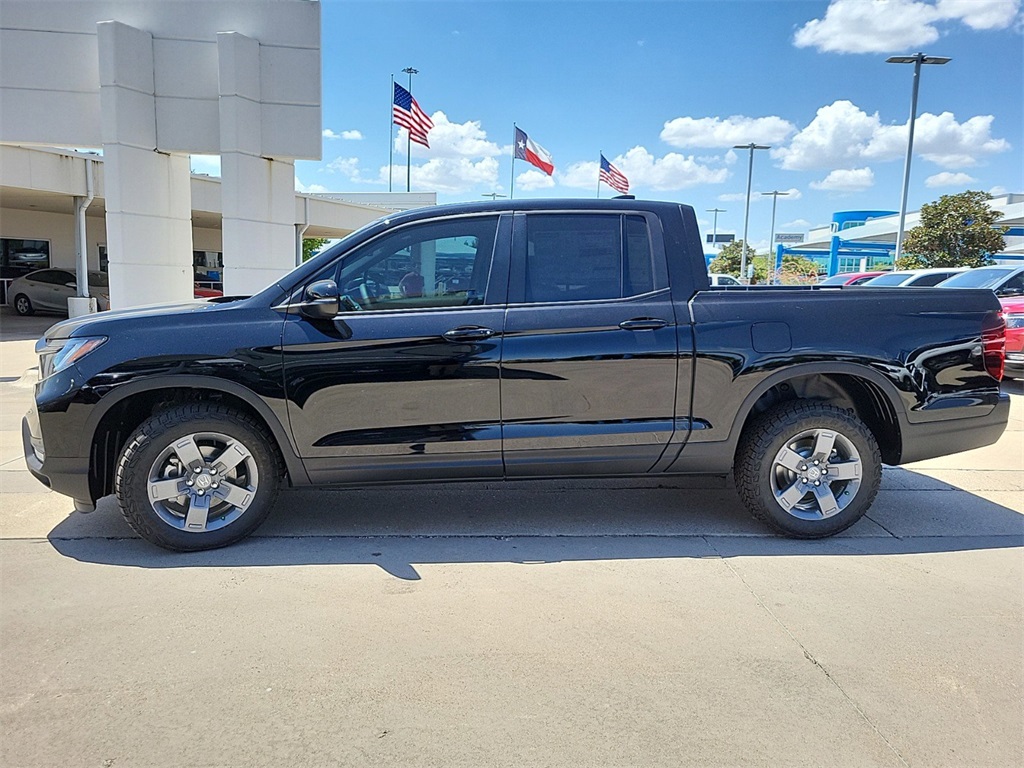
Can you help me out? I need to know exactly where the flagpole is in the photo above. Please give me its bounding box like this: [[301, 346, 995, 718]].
[[402, 67, 418, 193], [510, 123, 516, 200], [388, 74, 394, 193], [597, 151, 602, 199]]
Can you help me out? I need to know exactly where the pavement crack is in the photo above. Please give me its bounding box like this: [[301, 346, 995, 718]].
[[704, 536, 910, 768], [865, 514, 901, 538]]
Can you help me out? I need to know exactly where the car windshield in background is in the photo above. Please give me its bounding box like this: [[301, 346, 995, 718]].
[[88, 271, 109, 287], [938, 268, 1017, 289], [819, 274, 856, 285], [863, 273, 911, 286]]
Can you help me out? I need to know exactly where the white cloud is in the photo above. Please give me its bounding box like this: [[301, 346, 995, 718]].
[[990, 185, 1009, 196], [794, 0, 1021, 54], [397, 111, 503, 160], [925, 171, 979, 187], [937, 0, 1021, 29], [782, 219, 813, 229], [661, 115, 795, 148], [325, 156, 361, 177], [189, 154, 221, 176], [810, 167, 875, 192], [295, 178, 329, 193], [516, 170, 556, 191], [380, 157, 500, 194], [322, 128, 362, 140], [773, 100, 1010, 171], [612, 146, 730, 190], [559, 161, 599, 189], [554, 147, 728, 192]]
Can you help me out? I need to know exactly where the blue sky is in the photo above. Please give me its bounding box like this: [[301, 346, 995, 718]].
[[283, 1, 1020, 248]]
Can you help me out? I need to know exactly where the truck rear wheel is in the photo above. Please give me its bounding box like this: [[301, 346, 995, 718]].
[[735, 401, 881, 538], [114, 403, 282, 551]]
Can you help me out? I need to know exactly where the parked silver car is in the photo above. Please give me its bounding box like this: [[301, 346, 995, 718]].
[[936, 264, 1024, 297], [8, 269, 110, 316], [859, 267, 967, 287]]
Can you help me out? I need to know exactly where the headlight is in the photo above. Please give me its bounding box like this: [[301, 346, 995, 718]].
[[38, 337, 107, 380], [1006, 313, 1024, 330]]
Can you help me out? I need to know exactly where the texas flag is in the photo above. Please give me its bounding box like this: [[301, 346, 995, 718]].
[[514, 126, 554, 176]]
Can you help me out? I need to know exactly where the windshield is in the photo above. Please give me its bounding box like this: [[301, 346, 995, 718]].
[[88, 271, 109, 287], [938, 268, 1017, 289], [819, 273, 856, 285], [863, 273, 912, 286]]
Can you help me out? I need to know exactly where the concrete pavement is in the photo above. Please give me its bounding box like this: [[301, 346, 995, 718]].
[[1, 309, 1021, 767]]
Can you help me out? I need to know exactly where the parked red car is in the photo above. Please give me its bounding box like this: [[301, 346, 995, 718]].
[[193, 283, 223, 299], [1000, 298, 1024, 380], [817, 271, 885, 286]]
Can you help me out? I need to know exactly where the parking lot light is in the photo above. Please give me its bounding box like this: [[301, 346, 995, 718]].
[[886, 53, 951, 266]]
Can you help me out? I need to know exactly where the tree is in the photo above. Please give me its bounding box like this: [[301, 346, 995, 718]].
[[776, 254, 824, 285], [708, 240, 761, 278], [896, 191, 1006, 269], [302, 237, 329, 262]]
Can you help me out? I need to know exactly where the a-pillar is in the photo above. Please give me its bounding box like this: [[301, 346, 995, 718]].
[[218, 32, 296, 296], [97, 21, 194, 309]]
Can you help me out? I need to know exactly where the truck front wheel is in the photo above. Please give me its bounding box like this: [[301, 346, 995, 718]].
[[735, 402, 882, 538], [114, 403, 282, 551]]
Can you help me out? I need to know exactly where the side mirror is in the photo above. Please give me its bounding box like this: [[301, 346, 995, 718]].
[[299, 279, 340, 320]]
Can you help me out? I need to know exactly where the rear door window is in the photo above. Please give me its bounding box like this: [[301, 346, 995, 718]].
[[515, 213, 660, 303]]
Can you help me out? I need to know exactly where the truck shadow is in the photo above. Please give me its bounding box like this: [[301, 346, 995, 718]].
[[47, 469, 1023, 579]]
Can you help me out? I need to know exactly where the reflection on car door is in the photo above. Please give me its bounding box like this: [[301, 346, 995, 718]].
[[32, 270, 74, 312], [501, 212, 680, 476], [282, 214, 510, 484]]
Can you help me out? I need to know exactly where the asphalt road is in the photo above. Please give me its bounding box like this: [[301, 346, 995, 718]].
[[1, 309, 1022, 767]]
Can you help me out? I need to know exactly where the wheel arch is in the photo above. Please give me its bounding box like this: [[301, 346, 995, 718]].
[[730, 363, 907, 466], [84, 376, 308, 501]]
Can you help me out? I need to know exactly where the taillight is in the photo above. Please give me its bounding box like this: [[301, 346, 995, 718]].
[[982, 312, 1005, 381]]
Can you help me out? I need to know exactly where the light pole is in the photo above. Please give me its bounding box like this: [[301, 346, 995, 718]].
[[765, 191, 786, 256], [706, 208, 725, 254], [734, 143, 770, 282], [886, 52, 950, 266], [481, 193, 507, 201], [402, 66, 419, 192]]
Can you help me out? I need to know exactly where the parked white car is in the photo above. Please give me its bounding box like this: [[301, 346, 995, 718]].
[[8, 269, 110, 316], [708, 273, 742, 286], [860, 268, 967, 287]]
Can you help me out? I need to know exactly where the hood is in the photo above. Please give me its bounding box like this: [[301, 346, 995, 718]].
[[45, 299, 235, 341]]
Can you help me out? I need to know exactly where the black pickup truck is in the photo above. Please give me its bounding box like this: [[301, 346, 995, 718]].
[[24, 199, 1010, 550]]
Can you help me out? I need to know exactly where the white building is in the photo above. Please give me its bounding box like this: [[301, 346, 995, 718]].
[[0, 0, 427, 313], [0, 144, 433, 305], [803, 194, 1024, 261]]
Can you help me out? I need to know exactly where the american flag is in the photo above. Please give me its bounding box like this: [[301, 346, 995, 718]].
[[393, 82, 433, 148], [599, 154, 629, 194]]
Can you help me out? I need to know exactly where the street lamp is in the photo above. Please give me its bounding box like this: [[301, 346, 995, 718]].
[[733, 143, 770, 282], [886, 52, 951, 266], [481, 193, 507, 201], [706, 208, 725, 254], [762, 190, 790, 283]]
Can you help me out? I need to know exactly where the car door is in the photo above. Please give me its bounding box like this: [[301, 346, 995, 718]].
[[501, 211, 680, 476], [282, 214, 510, 484], [30, 270, 73, 311]]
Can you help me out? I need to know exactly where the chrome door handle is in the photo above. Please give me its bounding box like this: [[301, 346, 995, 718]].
[[442, 326, 497, 342], [619, 318, 668, 331]]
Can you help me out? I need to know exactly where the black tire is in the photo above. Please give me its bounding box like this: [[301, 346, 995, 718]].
[[115, 402, 282, 551], [734, 401, 881, 538], [13, 294, 34, 316]]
